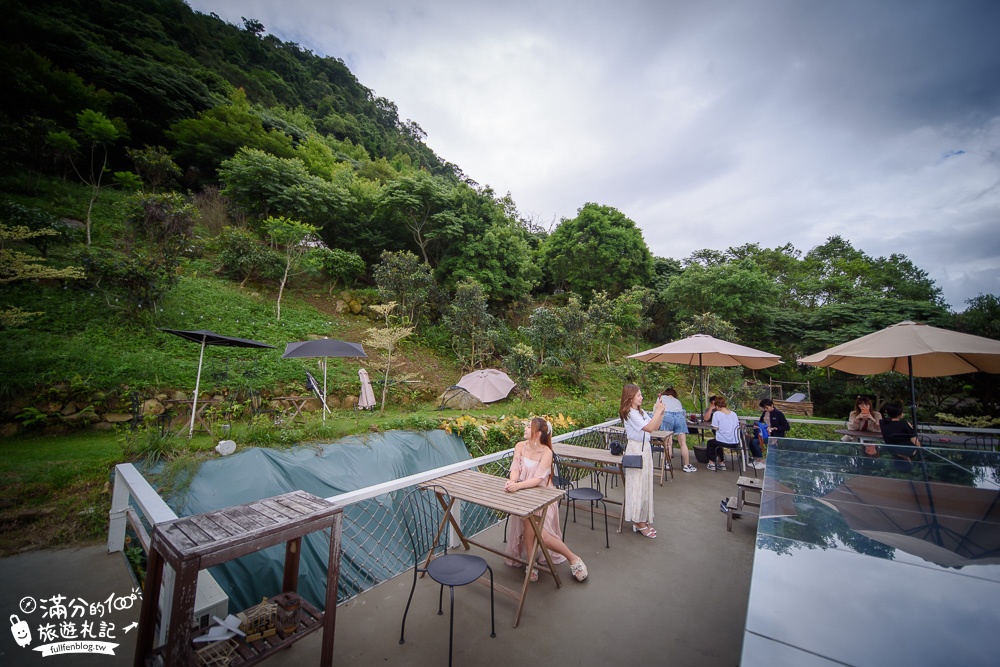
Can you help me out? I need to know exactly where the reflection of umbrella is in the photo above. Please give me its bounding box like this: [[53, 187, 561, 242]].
[[160, 329, 276, 437], [819, 476, 1000, 568], [357, 368, 376, 410], [628, 334, 782, 414], [799, 320, 1000, 427], [456, 369, 516, 403], [760, 480, 798, 520], [281, 339, 367, 421]]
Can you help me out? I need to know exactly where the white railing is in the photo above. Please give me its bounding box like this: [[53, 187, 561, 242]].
[[105, 418, 621, 647]]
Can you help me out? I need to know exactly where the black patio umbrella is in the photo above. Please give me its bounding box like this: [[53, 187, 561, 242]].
[[281, 339, 367, 421], [160, 329, 276, 436]]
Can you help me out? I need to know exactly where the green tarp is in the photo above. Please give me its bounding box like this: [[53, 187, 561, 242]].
[[157, 430, 470, 612]]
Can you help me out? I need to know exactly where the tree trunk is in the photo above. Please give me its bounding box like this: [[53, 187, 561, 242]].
[[276, 258, 291, 320]]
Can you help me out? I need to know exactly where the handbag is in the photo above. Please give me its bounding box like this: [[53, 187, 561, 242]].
[[608, 432, 627, 456], [621, 431, 645, 469]]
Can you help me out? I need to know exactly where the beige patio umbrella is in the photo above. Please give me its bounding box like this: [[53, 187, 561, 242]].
[[628, 334, 782, 414], [798, 320, 1000, 427]]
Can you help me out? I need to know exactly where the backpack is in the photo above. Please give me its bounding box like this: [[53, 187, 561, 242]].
[[754, 421, 770, 444]]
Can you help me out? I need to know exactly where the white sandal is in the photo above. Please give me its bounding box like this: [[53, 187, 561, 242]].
[[570, 559, 588, 582]]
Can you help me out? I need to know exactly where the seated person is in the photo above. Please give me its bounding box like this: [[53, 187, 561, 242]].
[[703, 395, 718, 423], [707, 396, 754, 470], [758, 398, 790, 437], [842, 396, 882, 444], [879, 403, 921, 462]]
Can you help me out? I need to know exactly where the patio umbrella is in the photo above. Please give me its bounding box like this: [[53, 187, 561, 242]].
[[818, 476, 1000, 568], [159, 329, 276, 437], [281, 339, 367, 421], [628, 334, 782, 415], [357, 368, 376, 410], [798, 320, 1000, 427], [456, 369, 516, 403]]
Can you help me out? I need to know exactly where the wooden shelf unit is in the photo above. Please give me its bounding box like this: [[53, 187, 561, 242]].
[[134, 490, 343, 667]]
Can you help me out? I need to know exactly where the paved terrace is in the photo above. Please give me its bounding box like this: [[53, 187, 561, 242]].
[[0, 455, 756, 667]]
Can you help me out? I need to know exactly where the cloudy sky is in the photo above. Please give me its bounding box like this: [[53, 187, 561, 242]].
[[187, 0, 1000, 310]]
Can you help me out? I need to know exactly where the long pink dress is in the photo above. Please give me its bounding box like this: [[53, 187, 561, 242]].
[[503, 453, 567, 567]]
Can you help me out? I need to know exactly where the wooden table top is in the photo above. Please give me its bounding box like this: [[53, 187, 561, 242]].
[[153, 490, 340, 567], [553, 441, 622, 465], [423, 469, 563, 518]]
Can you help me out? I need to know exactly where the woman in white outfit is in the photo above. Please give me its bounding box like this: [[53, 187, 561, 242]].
[[620, 384, 665, 538]]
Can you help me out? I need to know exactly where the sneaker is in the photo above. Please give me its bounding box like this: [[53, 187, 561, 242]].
[[717, 462, 727, 471], [751, 460, 765, 470], [683, 464, 697, 472], [707, 462, 717, 471], [720, 498, 730, 513]]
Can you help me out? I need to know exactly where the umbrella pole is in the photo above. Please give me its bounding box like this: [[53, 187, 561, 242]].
[[189, 339, 207, 438], [321, 358, 330, 421], [908, 356, 918, 431]]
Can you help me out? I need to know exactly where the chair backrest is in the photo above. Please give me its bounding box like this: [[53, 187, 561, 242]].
[[552, 454, 585, 490], [964, 435, 999, 451], [569, 429, 606, 449], [398, 485, 449, 565]]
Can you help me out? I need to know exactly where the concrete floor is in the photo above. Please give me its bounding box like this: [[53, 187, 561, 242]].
[[0, 458, 758, 667]]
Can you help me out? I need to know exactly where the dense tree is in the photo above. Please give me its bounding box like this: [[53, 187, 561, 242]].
[[444, 278, 497, 370], [372, 250, 434, 326], [539, 203, 654, 297], [167, 89, 295, 179], [664, 259, 780, 342], [377, 171, 462, 266]]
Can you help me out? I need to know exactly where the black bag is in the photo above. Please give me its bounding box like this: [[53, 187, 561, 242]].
[[621, 454, 643, 469], [609, 432, 626, 457], [621, 432, 645, 469]]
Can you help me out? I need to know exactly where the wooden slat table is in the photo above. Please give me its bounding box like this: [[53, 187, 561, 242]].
[[134, 490, 343, 667], [421, 469, 564, 628], [552, 442, 628, 533]]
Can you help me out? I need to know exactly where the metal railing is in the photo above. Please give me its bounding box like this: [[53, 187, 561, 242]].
[[107, 419, 621, 644]]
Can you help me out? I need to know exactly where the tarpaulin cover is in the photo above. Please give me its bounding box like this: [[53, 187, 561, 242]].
[[158, 430, 470, 612]]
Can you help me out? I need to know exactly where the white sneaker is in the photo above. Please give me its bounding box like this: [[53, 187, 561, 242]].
[[717, 462, 727, 471], [683, 464, 697, 472], [752, 460, 765, 470], [706, 463, 717, 471]]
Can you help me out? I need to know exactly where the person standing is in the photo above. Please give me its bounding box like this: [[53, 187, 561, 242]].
[[620, 384, 665, 538], [658, 387, 696, 472]]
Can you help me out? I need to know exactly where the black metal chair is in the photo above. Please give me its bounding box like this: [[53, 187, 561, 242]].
[[553, 454, 610, 548], [963, 435, 999, 451], [398, 485, 495, 666], [128, 391, 144, 431]]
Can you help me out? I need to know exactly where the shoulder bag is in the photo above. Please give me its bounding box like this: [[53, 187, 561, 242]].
[[621, 429, 645, 469]]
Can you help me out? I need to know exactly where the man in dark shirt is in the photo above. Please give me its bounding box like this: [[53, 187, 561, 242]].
[[759, 399, 791, 437], [879, 403, 921, 461]]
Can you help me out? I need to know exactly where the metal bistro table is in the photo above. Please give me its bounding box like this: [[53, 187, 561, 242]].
[[421, 469, 564, 628]]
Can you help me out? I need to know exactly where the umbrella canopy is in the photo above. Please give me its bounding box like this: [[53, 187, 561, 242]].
[[357, 368, 376, 410], [818, 476, 1000, 568], [798, 320, 1000, 426], [456, 369, 516, 403], [281, 339, 367, 421], [628, 334, 783, 369], [160, 329, 276, 437], [628, 334, 782, 413]]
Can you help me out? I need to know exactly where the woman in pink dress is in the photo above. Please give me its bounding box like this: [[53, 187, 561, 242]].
[[503, 417, 588, 582]]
